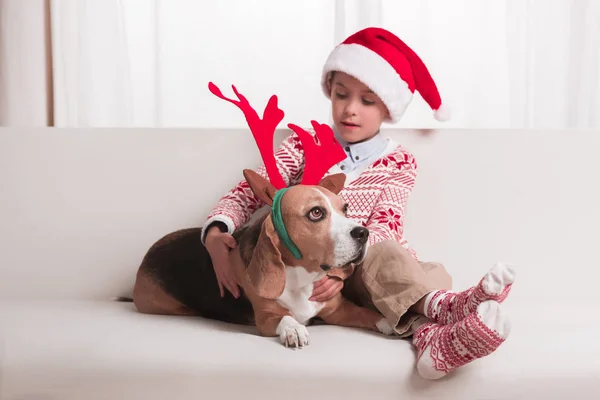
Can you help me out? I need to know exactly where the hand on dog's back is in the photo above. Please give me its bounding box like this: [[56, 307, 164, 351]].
[[205, 227, 241, 299]]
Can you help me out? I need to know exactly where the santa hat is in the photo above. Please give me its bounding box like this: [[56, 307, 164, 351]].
[[321, 27, 450, 123]]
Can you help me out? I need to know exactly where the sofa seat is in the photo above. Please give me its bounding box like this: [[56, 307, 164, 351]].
[[0, 299, 594, 400], [2, 128, 599, 399]]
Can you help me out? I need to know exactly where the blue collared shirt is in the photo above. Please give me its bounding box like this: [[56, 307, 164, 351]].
[[333, 126, 389, 174]]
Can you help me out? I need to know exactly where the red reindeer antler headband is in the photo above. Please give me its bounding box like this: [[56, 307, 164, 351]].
[[209, 82, 347, 260], [208, 82, 346, 189]]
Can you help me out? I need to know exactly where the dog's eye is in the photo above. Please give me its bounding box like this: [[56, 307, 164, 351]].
[[343, 203, 349, 216], [308, 207, 325, 221]]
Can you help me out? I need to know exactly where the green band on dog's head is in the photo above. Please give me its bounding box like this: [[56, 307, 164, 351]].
[[271, 188, 302, 260]]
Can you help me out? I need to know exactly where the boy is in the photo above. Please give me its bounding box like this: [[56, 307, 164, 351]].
[[203, 27, 515, 380]]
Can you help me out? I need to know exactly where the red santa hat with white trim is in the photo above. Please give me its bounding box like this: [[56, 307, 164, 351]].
[[321, 27, 450, 123]]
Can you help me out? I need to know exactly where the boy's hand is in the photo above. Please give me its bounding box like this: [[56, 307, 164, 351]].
[[310, 275, 343, 302], [205, 226, 240, 298]]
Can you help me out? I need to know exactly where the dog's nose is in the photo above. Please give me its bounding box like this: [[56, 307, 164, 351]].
[[350, 227, 369, 244]]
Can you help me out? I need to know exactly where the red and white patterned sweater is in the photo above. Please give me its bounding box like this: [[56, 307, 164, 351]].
[[201, 131, 420, 261]]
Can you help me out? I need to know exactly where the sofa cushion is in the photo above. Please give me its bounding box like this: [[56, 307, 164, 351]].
[[0, 299, 592, 400]]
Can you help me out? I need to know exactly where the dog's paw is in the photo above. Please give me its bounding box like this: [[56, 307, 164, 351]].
[[376, 318, 395, 336], [276, 316, 310, 349]]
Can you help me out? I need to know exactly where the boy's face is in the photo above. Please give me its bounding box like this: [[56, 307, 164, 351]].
[[329, 72, 389, 143]]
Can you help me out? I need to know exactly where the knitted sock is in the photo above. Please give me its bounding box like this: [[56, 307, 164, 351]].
[[424, 262, 515, 325], [413, 300, 510, 380]]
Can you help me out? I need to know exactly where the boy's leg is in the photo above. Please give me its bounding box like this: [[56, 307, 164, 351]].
[[412, 300, 511, 379], [414, 262, 516, 325], [341, 240, 514, 380], [341, 240, 451, 338], [342, 240, 515, 333]]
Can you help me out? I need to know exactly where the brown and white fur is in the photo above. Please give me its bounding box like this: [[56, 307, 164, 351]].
[[131, 170, 394, 348]]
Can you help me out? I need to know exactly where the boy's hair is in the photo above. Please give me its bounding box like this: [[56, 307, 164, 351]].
[[325, 71, 336, 94]]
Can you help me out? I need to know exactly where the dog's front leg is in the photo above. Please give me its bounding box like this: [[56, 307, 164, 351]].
[[319, 297, 395, 336], [255, 311, 311, 348]]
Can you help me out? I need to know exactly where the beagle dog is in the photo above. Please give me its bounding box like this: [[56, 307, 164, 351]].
[[131, 170, 394, 348]]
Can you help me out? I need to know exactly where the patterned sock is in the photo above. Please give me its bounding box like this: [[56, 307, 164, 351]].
[[413, 300, 510, 380], [424, 262, 515, 325]]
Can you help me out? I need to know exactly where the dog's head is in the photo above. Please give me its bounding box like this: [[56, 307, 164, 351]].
[[243, 169, 369, 299]]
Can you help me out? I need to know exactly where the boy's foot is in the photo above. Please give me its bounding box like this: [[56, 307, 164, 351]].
[[413, 300, 510, 380], [425, 262, 515, 325]]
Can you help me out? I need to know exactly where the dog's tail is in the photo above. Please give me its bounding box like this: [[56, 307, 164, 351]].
[[112, 296, 134, 302]]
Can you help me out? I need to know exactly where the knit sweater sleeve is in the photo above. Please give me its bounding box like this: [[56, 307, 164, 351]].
[[364, 149, 419, 260], [200, 132, 305, 245]]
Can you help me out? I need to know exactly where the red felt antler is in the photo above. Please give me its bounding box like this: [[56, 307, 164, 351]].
[[209, 82, 347, 189], [208, 82, 287, 189], [288, 121, 347, 185]]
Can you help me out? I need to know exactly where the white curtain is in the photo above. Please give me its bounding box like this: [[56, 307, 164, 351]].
[[150, 0, 335, 128], [378, 0, 514, 129], [0, 0, 598, 129], [505, 0, 600, 129], [0, 0, 52, 126], [50, 0, 134, 126]]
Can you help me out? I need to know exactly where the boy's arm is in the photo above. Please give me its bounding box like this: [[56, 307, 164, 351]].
[[201, 132, 305, 245], [327, 151, 420, 281], [325, 181, 417, 281], [364, 158, 419, 260]]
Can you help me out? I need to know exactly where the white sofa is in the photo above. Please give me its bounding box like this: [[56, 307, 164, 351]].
[[1, 128, 598, 399]]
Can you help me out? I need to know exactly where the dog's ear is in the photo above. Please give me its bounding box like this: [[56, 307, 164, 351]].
[[246, 215, 286, 299], [318, 173, 346, 195], [243, 169, 277, 206]]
